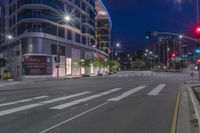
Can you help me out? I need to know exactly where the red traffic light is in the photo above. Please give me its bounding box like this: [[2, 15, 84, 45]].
[[172, 53, 176, 58], [198, 58, 200, 63], [196, 27, 200, 34]]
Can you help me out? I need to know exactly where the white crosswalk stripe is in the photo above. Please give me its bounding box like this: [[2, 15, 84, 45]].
[[0, 91, 90, 117], [107, 73, 153, 78], [50, 88, 121, 110], [148, 84, 166, 96], [108, 86, 146, 101], [0, 96, 49, 107]]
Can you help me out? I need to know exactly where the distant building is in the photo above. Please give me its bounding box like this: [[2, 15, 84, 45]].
[[114, 50, 145, 70], [0, 0, 112, 79], [156, 36, 195, 66]]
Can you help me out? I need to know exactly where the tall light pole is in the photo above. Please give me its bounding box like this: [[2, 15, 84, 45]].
[[111, 42, 120, 60], [7, 35, 22, 80], [56, 15, 71, 79]]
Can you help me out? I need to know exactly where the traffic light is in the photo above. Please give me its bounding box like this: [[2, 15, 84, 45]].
[[198, 58, 200, 63], [171, 53, 176, 58], [196, 27, 200, 34], [145, 32, 151, 39], [195, 49, 200, 54]]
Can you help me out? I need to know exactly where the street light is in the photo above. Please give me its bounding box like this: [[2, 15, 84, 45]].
[[56, 14, 72, 79], [7, 35, 22, 80], [7, 35, 13, 39], [116, 43, 120, 48], [111, 42, 121, 60], [64, 15, 71, 22], [179, 35, 183, 39]]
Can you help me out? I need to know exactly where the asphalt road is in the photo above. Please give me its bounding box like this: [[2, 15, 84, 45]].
[[0, 71, 191, 133]]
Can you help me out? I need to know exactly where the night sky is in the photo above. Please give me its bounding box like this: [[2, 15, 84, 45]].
[[102, 0, 198, 51]]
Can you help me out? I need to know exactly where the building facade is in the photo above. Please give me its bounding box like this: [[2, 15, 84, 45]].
[[95, 0, 112, 54], [0, 0, 112, 79]]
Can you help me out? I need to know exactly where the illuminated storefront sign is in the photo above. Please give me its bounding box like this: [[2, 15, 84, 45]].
[[23, 55, 52, 75]]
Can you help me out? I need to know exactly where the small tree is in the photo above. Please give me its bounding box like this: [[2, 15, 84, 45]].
[[132, 59, 145, 70], [78, 59, 91, 67], [108, 60, 120, 72]]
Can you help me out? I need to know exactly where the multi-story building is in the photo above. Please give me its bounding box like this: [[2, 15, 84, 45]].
[[95, 0, 112, 54], [0, 0, 112, 79]]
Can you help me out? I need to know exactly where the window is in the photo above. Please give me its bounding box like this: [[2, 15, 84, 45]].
[[82, 36, 86, 45], [67, 30, 72, 40], [75, 33, 80, 43], [58, 27, 65, 38]]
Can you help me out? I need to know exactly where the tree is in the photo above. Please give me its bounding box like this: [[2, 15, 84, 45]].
[[131, 59, 145, 70], [108, 60, 120, 71], [78, 59, 91, 67]]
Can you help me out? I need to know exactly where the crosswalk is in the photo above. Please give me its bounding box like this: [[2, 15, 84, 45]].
[[0, 84, 166, 117], [107, 73, 156, 78], [0, 81, 31, 88]]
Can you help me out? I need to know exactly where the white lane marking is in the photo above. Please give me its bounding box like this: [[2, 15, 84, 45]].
[[39, 102, 109, 133], [0, 81, 29, 87], [148, 84, 166, 96], [0, 96, 49, 107], [50, 88, 121, 110], [0, 91, 90, 117], [108, 86, 146, 102]]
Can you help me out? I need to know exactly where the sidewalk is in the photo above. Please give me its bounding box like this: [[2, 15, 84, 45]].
[[177, 81, 200, 133], [177, 85, 199, 133]]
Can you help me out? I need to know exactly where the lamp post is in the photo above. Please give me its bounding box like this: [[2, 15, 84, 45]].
[[7, 35, 22, 80], [56, 15, 71, 79], [111, 42, 120, 60]]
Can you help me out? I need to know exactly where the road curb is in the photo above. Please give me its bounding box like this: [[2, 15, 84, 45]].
[[170, 87, 181, 133]]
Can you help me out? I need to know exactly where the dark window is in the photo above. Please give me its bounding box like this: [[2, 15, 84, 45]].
[[82, 36, 86, 45], [67, 30, 72, 40], [9, 7, 12, 15], [58, 27, 65, 38], [75, 33, 80, 43]]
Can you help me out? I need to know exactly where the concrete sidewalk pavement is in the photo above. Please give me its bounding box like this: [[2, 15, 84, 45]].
[[177, 81, 200, 133], [177, 86, 199, 133]]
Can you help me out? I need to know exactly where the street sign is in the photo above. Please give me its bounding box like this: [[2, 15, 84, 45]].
[[153, 32, 158, 36]]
